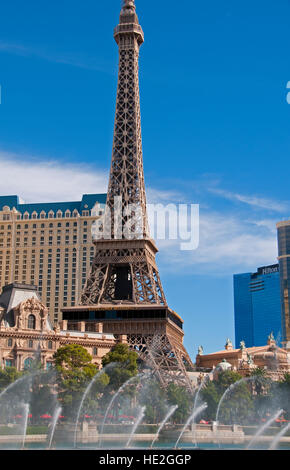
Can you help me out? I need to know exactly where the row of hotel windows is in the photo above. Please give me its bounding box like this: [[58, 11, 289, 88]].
[[6, 338, 54, 349], [6, 339, 99, 356], [0, 238, 90, 248], [4, 345, 99, 369], [0, 247, 94, 269], [1, 208, 103, 220], [4, 358, 54, 370], [0, 221, 92, 247], [1, 221, 89, 229]]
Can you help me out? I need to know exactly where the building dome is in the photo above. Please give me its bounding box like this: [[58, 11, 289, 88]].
[[216, 358, 232, 371]]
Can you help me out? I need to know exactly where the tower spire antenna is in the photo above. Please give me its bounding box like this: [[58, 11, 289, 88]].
[[123, 0, 135, 6], [121, 0, 136, 10]]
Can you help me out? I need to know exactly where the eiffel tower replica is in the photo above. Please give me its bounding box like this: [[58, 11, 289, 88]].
[[62, 0, 194, 390]]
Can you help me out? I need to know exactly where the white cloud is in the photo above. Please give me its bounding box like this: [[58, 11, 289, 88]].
[[0, 41, 111, 72], [0, 150, 280, 276], [208, 187, 289, 213], [0, 151, 108, 203], [156, 211, 278, 275], [147, 188, 186, 204]]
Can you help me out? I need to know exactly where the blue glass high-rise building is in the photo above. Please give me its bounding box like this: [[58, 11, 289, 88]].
[[233, 264, 282, 348]]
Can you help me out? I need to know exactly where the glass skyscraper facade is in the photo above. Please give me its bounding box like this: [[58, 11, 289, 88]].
[[233, 264, 282, 348], [277, 221, 290, 346]]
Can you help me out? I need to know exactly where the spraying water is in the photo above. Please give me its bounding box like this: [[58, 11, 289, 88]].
[[99, 372, 146, 447], [150, 405, 178, 448], [193, 374, 210, 413], [215, 375, 259, 425], [174, 403, 207, 449], [268, 422, 290, 450], [247, 409, 284, 450], [21, 403, 30, 450], [47, 406, 62, 449], [74, 363, 115, 448], [126, 406, 146, 448], [0, 371, 38, 402]]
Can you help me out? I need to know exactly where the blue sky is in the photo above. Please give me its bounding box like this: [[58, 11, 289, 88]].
[[0, 0, 290, 358]]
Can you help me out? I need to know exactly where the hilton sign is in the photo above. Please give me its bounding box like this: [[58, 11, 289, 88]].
[[258, 265, 279, 275]]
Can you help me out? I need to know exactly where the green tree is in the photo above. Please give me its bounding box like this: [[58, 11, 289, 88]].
[[200, 380, 220, 421], [201, 370, 254, 424], [102, 343, 138, 391], [139, 379, 167, 424], [246, 368, 274, 422], [166, 383, 192, 424], [0, 367, 23, 391], [53, 344, 104, 417], [100, 343, 139, 421]]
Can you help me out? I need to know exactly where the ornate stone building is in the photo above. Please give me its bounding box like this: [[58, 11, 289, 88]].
[[196, 335, 290, 381], [0, 283, 118, 371]]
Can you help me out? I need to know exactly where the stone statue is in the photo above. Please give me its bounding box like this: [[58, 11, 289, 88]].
[[247, 353, 254, 365], [198, 345, 203, 356], [240, 340, 246, 350], [225, 338, 233, 350], [18, 315, 23, 329], [268, 332, 275, 342]]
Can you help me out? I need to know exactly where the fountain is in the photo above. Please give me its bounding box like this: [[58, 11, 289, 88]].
[[268, 422, 290, 450], [174, 403, 208, 449], [247, 409, 284, 449], [74, 362, 116, 448], [193, 374, 210, 413], [99, 372, 148, 447], [215, 375, 264, 425], [21, 403, 30, 450], [0, 370, 38, 402], [125, 406, 146, 448], [47, 406, 62, 449], [151, 405, 178, 448], [0, 341, 290, 451]]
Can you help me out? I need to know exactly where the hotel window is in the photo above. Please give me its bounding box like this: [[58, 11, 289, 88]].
[[28, 315, 36, 330], [5, 359, 13, 368], [7, 338, 13, 347], [24, 358, 33, 369], [28, 340, 33, 349]]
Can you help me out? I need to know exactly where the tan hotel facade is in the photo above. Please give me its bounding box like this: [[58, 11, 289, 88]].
[[0, 194, 106, 324]]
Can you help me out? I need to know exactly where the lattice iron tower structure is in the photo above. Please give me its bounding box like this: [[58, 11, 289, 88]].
[[62, 0, 194, 390]]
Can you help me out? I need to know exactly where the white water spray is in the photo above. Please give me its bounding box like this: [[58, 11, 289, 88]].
[[247, 409, 283, 450], [174, 403, 207, 449], [151, 405, 178, 448]]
